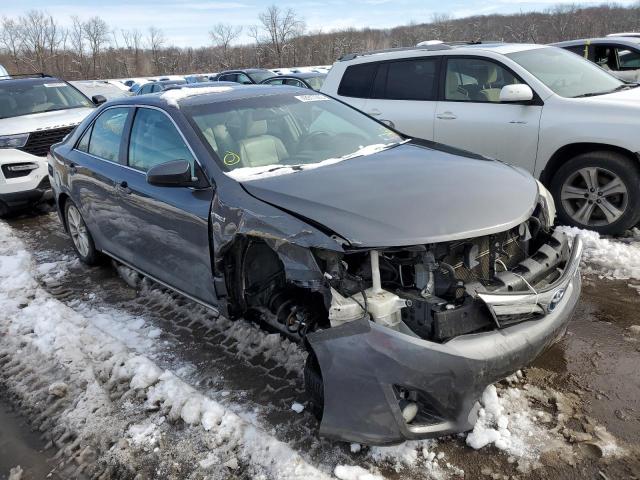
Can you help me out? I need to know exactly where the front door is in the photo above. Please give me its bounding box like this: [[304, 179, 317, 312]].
[[114, 106, 216, 305], [433, 56, 542, 172]]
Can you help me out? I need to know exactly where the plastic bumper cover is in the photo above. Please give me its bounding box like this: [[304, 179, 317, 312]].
[[307, 236, 583, 445]]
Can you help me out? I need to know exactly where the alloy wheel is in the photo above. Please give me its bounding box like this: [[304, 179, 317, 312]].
[[560, 166, 628, 227], [67, 205, 90, 258]]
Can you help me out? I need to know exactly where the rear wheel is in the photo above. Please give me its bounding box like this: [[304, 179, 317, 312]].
[[65, 201, 100, 265], [304, 352, 324, 421], [550, 151, 640, 235]]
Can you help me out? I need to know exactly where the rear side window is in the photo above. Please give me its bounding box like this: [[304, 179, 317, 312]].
[[374, 58, 438, 101], [87, 108, 129, 162], [76, 124, 92, 152], [337, 63, 377, 98]]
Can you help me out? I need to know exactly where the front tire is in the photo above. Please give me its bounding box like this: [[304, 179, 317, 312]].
[[64, 201, 100, 265], [550, 151, 640, 235]]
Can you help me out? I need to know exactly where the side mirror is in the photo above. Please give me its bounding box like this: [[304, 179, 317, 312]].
[[146, 159, 195, 187], [92, 94, 107, 105], [499, 84, 534, 103]]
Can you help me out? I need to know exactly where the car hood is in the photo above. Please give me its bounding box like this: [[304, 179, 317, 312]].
[[240, 143, 539, 247], [0, 107, 94, 136], [577, 85, 640, 107]]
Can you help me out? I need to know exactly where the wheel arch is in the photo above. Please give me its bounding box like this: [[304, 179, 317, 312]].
[[540, 143, 640, 186], [57, 192, 71, 232]]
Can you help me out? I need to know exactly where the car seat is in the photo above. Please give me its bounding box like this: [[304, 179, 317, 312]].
[[445, 72, 470, 101], [237, 119, 288, 168]]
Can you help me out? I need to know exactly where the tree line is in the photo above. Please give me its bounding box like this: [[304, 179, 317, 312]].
[[2, 4, 640, 80]]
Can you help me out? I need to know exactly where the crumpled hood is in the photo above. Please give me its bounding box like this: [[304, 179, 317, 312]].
[[0, 107, 94, 136], [240, 143, 539, 247]]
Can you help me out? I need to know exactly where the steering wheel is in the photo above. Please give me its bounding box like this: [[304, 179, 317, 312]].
[[297, 130, 331, 151]]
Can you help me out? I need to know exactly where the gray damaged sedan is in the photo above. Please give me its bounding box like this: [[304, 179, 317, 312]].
[[48, 85, 583, 445]]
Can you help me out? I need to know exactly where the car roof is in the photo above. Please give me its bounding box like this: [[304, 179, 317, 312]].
[[551, 37, 640, 47], [107, 84, 309, 109], [337, 42, 547, 63], [278, 72, 326, 79], [0, 76, 63, 86]]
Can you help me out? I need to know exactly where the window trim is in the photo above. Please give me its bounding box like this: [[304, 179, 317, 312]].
[[73, 104, 210, 186], [438, 55, 544, 106]]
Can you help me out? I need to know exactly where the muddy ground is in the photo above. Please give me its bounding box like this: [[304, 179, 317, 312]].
[[2, 210, 640, 479]]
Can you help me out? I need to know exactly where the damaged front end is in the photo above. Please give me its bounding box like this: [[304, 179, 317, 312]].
[[305, 205, 583, 445]]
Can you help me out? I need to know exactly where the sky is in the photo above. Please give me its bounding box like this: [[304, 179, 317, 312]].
[[4, 0, 637, 47]]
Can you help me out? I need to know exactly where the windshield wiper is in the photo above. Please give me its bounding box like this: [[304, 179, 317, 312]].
[[573, 83, 639, 98]]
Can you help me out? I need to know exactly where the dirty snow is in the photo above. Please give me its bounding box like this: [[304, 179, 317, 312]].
[[560, 226, 640, 280], [0, 221, 331, 479], [227, 142, 407, 182], [160, 86, 233, 107]]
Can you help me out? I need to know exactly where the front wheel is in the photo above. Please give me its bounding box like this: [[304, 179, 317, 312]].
[[550, 151, 640, 235], [65, 201, 100, 265]]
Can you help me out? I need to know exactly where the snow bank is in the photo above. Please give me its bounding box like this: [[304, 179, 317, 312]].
[[560, 226, 640, 280], [0, 221, 330, 480]]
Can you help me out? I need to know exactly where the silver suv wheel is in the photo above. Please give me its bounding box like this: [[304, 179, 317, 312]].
[[560, 166, 628, 227]]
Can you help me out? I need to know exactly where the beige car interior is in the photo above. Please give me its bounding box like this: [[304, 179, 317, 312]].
[[446, 60, 519, 103]]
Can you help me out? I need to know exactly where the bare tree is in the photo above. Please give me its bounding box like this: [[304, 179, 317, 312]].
[[258, 5, 305, 67], [0, 18, 24, 72], [209, 23, 242, 69], [83, 16, 109, 77], [122, 28, 143, 74], [148, 26, 165, 74]]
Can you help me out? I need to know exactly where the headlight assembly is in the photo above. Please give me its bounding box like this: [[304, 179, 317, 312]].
[[0, 133, 29, 149], [535, 179, 556, 228]]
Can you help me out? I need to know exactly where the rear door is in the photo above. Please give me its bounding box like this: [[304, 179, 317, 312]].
[[65, 106, 132, 254], [114, 106, 217, 305], [433, 56, 542, 172], [362, 57, 440, 140]]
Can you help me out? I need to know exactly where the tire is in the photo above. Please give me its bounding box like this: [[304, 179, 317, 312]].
[[303, 352, 324, 421], [64, 200, 100, 265], [550, 151, 640, 235]]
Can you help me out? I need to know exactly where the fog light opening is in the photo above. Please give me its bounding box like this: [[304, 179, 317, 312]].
[[400, 400, 418, 423]]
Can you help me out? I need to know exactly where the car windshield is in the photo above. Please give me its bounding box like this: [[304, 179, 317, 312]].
[[186, 92, 404, 178], [247, 70, 275, 83], [0, 79, 93, 119], [507, 47, 625, 98], [305, 76, 326, 90]]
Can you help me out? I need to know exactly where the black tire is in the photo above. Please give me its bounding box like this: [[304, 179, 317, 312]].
[[550, 151, 640, 235], [304, 352, 324, 421], [64, 200, 100, 265]]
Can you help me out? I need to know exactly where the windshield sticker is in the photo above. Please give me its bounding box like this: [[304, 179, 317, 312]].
[[294, 94, 329, 102], [223, 151, 241, 166], [43, 83, 66, 88]]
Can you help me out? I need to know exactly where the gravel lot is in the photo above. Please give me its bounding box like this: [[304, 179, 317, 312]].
[[1, 209, 639, 480]]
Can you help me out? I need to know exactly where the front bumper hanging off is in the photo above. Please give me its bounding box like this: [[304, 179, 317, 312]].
[[307, 235, 583, 445]]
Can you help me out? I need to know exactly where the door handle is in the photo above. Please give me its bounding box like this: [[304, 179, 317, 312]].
[[367, 109, 382, 116], [436, 112, 457, 120]]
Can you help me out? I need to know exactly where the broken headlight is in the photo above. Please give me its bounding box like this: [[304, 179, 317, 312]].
[[536, 179, 556, 229]]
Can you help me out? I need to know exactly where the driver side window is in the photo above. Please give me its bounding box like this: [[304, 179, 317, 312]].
[[445, 58, 520, 103], [128, 108, 196, 174]]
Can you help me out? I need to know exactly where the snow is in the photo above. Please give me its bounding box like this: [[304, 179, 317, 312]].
[[227, 142, 407, 182], [291, 401, 305, 413], [160, 86, 233, 107], [559, 226, 640, 280], [0, 221, 331, 480], [334, 465, 384, 480]]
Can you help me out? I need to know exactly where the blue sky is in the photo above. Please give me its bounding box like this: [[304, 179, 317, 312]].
[[5, 0, 636, 47]]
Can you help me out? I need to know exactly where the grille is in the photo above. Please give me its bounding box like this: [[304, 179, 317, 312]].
[[1, 162, 38, 179], [19, 126, 76, 157], [443, 232, 526, 285]]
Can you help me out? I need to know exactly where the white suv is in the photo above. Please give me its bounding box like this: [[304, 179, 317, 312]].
[[321, 43, 640, 234], [0, 75, 96, 215]]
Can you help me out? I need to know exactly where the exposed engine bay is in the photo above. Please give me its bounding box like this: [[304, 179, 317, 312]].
[[239, 201, 571, 344]]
